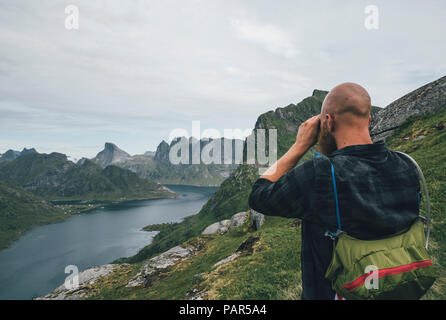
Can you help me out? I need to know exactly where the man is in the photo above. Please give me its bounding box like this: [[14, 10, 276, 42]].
[[248, 83, 421, 300]]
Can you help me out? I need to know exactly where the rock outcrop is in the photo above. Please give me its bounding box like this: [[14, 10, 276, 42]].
[[201, 211, 250, 236], [229, 211, 248, 228], [126, 244, 197, 288], [249, 209, 265, 231], [201, 220, 230, 235], [37, 264, 126, 300], [201, 210, 263, 236], [370, 75, 446, 142]]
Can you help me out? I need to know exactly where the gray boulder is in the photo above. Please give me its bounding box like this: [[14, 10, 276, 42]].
[[229, 211, 248, 229], [249, 209, 265, 230], [37, 264, 125, 300], [201, 212, 247, 237], [126, 244, 196, 287], [201, 220, 230, 235]]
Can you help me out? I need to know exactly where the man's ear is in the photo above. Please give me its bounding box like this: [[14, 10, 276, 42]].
[[327, 113, 335, 132], [368, 115, 372, 126]]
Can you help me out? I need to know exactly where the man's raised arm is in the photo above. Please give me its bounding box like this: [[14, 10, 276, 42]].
[[261, 115, 320, 182], [248, 115, 321, 218]]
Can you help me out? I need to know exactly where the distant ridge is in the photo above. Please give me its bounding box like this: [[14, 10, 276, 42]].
[[0, 152, 176, 201], [0, 148, 37, 163]]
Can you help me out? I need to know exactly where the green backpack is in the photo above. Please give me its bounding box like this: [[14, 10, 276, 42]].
[[321, 151, 436, 300]]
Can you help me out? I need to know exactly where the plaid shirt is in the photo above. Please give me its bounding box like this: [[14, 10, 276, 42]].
[[248, 141, 421, 300]]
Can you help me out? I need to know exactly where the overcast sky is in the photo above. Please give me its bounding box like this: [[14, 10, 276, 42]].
[[0, 0, 445, 159]]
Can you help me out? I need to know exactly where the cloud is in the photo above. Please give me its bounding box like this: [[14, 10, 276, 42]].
[[224, 66, 251, 78], [231, 19, 299, 58], [0, 0, 445, 159]]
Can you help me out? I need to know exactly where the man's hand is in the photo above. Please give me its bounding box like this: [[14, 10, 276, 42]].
[[294, 114, 321, 152], [260, 114, 321, 182]]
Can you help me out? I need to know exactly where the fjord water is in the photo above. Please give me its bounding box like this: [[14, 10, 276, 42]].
[[0, 185, 217, 300]]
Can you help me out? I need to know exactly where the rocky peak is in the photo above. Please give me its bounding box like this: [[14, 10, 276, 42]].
[[0, 150, 20, 162], [104, 142, 118, 151], [154, 140, 170, 162], [48, 152, 68, 161], [312, 89, 329, 99], [93, 142, 132, 167], [21, 148, 37, 155], [254, 89, 328, 134]]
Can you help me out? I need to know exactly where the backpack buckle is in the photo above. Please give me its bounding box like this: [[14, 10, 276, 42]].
[[325, 229, 344, 240]]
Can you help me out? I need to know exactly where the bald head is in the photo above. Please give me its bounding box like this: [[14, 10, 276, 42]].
[[317, 82, 373, 155], [321, 82, 371, 126]]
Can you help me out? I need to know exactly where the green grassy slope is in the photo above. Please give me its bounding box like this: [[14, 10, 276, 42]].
[[0, 181, 68, 250]]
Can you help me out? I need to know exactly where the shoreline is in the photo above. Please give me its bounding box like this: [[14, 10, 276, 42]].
[[25, 185, 216, 300], [0, 183, 219, 252], [0, 191, 179, 252]]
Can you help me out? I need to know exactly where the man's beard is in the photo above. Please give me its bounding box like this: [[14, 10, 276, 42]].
[[317, 122, 337, 156]]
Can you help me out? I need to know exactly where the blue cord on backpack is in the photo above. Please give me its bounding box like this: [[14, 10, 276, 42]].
[[331, 164, 342, 231], [313, 152, 343, 239]]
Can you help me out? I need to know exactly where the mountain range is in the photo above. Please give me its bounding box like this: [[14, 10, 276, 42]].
[[91, 137, 242, 186], [0, 152, 175, 202]]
